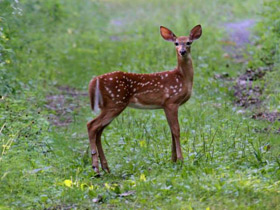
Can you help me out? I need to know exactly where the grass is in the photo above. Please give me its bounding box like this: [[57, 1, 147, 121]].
[[0, 0, 279, 209]]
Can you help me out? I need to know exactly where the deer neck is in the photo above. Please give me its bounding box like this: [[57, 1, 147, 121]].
[[176, 49, 194, 84]]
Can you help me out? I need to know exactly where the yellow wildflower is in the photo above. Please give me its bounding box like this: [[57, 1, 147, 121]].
[[111, 183, 119, 190], [140, 174, 146, 182], [128, 180, 136, 187], [139, 140, 146, 147], [104, 183, 110, 189], [63, 179, 72, 187], [80, 183, 87, 190], [5, 60, 10, 64]]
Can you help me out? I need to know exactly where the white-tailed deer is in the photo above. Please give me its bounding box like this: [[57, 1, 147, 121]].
[[87, 25, 202, 175]]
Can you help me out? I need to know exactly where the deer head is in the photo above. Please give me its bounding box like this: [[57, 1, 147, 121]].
[[160, 25, 202, 57]]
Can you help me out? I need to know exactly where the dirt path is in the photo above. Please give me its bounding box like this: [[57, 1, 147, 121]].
[[221, 19, 279, 132], [225, 19, 255, 47], [223, 19, 255, 61]]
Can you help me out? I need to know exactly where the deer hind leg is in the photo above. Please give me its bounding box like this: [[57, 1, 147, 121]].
[[87, 107, 125, 175], [164, 104, 183, 162], [96, 125, 110, 173], [87, 116, 103, 175]]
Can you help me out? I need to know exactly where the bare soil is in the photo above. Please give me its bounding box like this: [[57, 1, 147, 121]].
[[252, 112, 280, 122], [224, 19, 255, 47], [233, 67, 272, 108], [223, 19, 255, 62], [45, 86, 87, 127]]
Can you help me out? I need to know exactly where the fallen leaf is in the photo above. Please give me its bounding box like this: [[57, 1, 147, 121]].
[[92, 195, 103, 203], [119, 190, 135, 197]]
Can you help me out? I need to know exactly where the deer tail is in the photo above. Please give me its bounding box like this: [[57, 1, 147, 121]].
[[89, 78, 101, 114]]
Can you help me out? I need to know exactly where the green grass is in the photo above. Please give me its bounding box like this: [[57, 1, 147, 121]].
[[0, 0, 279, 209]]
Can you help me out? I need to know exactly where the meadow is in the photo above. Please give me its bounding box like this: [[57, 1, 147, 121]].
[[0, 0, 279, 209]]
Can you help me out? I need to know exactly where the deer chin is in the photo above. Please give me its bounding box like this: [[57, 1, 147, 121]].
[[178, 53, 188, 58], [176, 51, 186, 57]]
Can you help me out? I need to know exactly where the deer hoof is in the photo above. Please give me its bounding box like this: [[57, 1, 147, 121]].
[[171, 156, 177, 162], [92, 165, 100, 176]]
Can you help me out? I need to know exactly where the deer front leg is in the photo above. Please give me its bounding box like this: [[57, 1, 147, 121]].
[[171, 134, 177, 162], [164, 104, 183, 161]]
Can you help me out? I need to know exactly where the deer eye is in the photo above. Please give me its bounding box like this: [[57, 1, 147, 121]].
[[186, 42, 192, 45], [175, 42, 179, 46]]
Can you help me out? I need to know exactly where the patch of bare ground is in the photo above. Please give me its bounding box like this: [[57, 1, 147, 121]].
[[45, 86, 87, 127], [233, 66, 272, 108], [222, 19, 255, 63], [233, 67, 280, 134], [45, 204, 77, 210], [252, 112, 280, 122]]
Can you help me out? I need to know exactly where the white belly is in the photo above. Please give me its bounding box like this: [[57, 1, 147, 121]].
[[128, 103, 162, 110]]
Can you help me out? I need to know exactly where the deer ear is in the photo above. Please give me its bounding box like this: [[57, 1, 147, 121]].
[[160, 26, 177, 42], [189, 25, 202, 41]]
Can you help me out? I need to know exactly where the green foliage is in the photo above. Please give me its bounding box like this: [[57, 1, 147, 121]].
[[0, 0, 18, 96], [0, 0, 279, 209], [249, 0, 280, 67]]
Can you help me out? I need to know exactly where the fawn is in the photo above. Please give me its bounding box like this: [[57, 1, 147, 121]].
[[87, 25, 202, 175]]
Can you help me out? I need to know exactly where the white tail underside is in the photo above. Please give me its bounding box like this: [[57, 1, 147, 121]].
[[94, 79, 101, 114]]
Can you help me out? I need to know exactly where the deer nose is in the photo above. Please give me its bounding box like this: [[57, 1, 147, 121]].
[[180, 50, 186, 56]]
